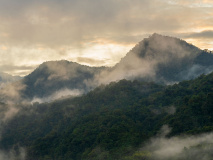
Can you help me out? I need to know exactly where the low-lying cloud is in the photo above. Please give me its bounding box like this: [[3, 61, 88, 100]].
[[145, 133, 213, 160], [183, 30, 213, 39], [0, 81, 26, 104], [31, 88, 83, 103], [0, 147, 26, 160], [133, 125, 213, 160], [179, 64, 213, 80], [94, 53, 156, 85]]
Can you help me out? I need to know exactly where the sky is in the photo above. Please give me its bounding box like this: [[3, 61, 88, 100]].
[[0, 0, 213, 76]]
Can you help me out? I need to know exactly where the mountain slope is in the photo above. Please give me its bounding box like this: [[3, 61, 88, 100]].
[[21, 60, 105, 100], [1, 34, 213, 102], [99, 33, 213, 84], [0, 71, 212, 160]]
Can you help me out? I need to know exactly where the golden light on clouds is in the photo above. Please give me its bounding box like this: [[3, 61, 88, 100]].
[[0, 46, 7, 50], [184, 37, 213, 50], [68, 42, 134, 67], [0, 0, 212, 76], [195, 27, 213, 32]]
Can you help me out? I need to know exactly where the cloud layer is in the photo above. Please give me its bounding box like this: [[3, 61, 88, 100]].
[[0, 0, 213, 75]]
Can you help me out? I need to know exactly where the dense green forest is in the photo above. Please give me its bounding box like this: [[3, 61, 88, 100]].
[[0, 72, 212, 160]]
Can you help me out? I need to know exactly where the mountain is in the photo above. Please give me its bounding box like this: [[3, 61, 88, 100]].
[[1, 34, 213, 102], [23, 34, 213, 100], [21, 60, 105, 100], [100, 33, 213, 84], [0, 71, 212, 160], [0, 33, 212, 159]]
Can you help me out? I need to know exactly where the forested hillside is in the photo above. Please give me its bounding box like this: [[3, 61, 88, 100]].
[[0, 71, 212, 160], [22, 60, 105, 99], [1, 34, 213, 103]]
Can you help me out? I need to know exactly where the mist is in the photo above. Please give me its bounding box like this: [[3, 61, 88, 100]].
[[0, 85, 26, 160], [0, 34, 212, 120], [93, 53, 156, 85], [128, 125, 213, 160], [0, 81, 26, 104], [31, 88, 83, 103], [92, 34, 211, 86], [179, 64, 213, 80], [44, 61, 82, 81], [0, 147, 26, 160]]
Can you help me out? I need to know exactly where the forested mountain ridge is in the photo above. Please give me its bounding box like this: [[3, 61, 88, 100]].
[[1, 34, 213, 102], [21, 60, 106, 100], [0, 71, 212, 160], [106, 33, 213, 83], [0, 34, 212, 160]]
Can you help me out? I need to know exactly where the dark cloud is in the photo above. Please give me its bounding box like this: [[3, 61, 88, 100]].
[[0, 65, 36, 71], [183, 30, 213, 39], [0, 65, 37, 76], [0, 0, 197, 47]]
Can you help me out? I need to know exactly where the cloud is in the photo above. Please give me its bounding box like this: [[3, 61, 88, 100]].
[[0, 65, 36, 76], [127, 125, 213, 160], [0, 80, 27, 122], [39, 60, 101, 82], [94, 53, 157, 85], [31, 88, 83, 103], [45, 61, 79, 81], [164, 106, 176, 115], [1, 105, 19, 122], [0, 147, 26, 160], [75, 57, 110, 66], [0, 0, 209, 44], [0, 0, 213, 75], [0, 81, 26, 103], [183, 30, 213, 39], [179, 64, 213, 80], [142, 132, 213, 160]]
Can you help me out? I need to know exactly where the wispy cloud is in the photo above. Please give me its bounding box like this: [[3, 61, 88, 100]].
[[127, 125, 213, 160], [142, 131, 213, 160], [0, 0, 212, 75], [31, 88, 83, 103]]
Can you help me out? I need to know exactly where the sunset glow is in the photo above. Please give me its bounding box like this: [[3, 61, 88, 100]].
[[0, 0, 212, 76]]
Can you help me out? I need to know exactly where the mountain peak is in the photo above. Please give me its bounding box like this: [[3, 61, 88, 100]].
[[1, 34, 213, 103], [128, 33, 200, 58], [145, 33, 194, 47], [150, 33, 164, 38], [38, 60, 77, 68], [112, 34, 212, 83]]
